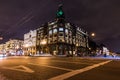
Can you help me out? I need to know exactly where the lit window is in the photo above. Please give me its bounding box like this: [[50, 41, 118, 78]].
[[59, 28, 63, 31], [65, 23, 70, 28], [53, 29, 57, 33], [49, 30, 52, 35], [53, 25, 57, 28], [65, 29, 68, 33], [51, 22, 54, 25]]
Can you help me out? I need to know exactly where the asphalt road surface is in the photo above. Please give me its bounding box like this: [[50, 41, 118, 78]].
[[0, 56, 120, 80]]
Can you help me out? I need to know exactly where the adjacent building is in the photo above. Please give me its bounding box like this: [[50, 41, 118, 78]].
[[0, 39, 23, 55], [24, 30, 37, 55]]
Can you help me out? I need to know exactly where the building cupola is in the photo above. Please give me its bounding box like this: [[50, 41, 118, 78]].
[[56, 4, 65, 19]]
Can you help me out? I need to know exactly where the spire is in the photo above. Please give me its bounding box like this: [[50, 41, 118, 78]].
[[56, 4, 65, 19]]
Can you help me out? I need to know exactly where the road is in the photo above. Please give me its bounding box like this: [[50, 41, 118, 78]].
[[0, 56, 120, 80]]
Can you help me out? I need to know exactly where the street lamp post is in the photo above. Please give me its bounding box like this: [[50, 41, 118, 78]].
[[89, 32, 97, 56]]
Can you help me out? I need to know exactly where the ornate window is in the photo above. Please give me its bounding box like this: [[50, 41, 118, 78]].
[[59, 28, 63, 31]]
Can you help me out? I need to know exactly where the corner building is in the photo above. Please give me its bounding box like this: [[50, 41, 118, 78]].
[[36, 5, 89, 56]]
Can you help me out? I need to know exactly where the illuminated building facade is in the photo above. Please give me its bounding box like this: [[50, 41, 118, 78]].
[[0, 44, 5, 54], [36, 5, 89, 56], [0, 39, 23, 55], [24, 30, 37, 55]]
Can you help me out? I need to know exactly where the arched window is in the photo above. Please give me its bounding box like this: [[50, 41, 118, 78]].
[[53, 29, 57, 33], [49, 30, 52, 35], [65, 29, 68, 33]]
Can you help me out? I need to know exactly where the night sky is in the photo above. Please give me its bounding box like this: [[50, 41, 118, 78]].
[[0, 0, 120, 52]]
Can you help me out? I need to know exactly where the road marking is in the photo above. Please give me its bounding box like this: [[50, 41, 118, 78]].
[[0, 72, 8, 80], [50, 60, 94, 65], [28, 63, 73, 71], [48, 60, 112, 80], [2, 65, 34, 73]]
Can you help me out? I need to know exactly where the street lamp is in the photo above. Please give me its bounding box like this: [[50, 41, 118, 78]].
[[91, 33, 95, 37], [0, 37, 3, 40]]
